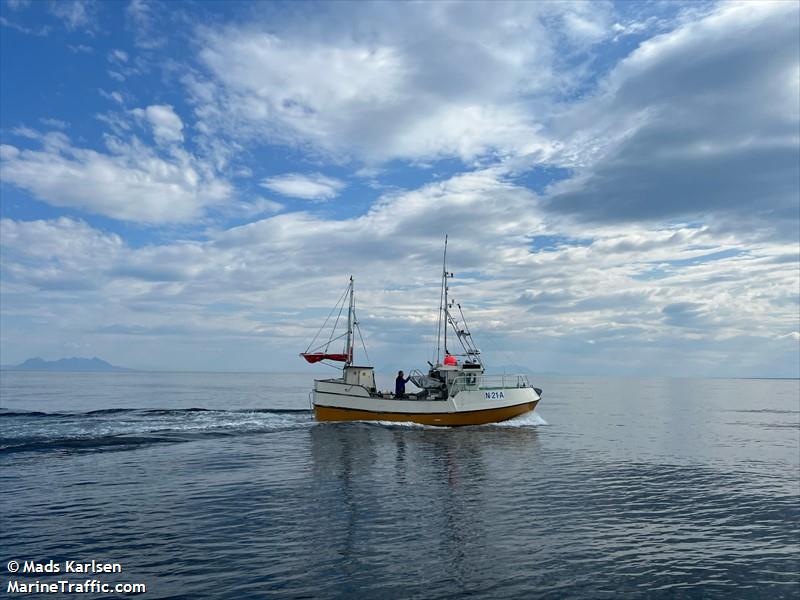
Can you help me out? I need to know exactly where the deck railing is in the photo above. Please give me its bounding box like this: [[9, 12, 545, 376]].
[[448, 373, 530, 395]]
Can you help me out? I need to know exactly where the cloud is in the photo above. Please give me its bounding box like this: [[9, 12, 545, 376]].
[[49, 0, 95, 31], [126, 0, 167, 49], [0, 132, 230, 223], [216, 197, 284, 220], [260, 173, 345, 201], [0, 217, 121, 290], [661, 302, 710, 329], [131, 104, 184, 144], [187, 2, 613, 163], [67, 43, 93, 53], [2, 163, 798, 374], [99, 89, 124, 104], [10, 126, 40, 139], [39, 117, 70, 129], [0, 15, 52, 36], [1, 1, 798, 376], [1, 217, 121, 262], [109, 49, 129, 63], [545, 1, 800, 239]]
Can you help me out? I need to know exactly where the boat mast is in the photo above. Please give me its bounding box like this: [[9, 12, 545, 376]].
[[443, 237, 448, 358], [345, 276, 354, 365], [436, 236, 455, 364]]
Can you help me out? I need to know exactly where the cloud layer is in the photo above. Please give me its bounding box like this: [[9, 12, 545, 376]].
[[1, 113, 230, 223], [187, 1, 612, 163], [0, 0, 797, 376], [546, 2, 800, 240], [3, 167, 797, 374]]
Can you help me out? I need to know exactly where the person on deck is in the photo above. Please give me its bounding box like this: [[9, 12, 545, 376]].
[[395, 371, 411, 398]]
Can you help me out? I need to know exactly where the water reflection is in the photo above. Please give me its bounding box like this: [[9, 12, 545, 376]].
[[308, 423, 543, 595]]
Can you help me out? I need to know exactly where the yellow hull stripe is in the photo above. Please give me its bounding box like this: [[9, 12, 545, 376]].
[[314, 400, 539, 427]]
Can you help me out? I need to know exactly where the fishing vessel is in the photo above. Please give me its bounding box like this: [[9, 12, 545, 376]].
[[300, 238, 542, 426]]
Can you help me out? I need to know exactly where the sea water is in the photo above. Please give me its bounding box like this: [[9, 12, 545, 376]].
[[1, 371, 798, 598]]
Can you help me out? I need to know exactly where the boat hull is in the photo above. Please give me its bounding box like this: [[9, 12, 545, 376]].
[[314, 399, 539, 426], [312, 380, 541, 426]]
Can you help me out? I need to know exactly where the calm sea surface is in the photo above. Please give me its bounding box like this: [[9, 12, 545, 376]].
[[1, 371, 798, 599]]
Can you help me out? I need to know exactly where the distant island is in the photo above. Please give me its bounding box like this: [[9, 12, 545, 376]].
[[2, 357, 131, 372]]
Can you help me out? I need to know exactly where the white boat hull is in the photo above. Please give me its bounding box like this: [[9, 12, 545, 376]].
[[312, 379, 541, 426]]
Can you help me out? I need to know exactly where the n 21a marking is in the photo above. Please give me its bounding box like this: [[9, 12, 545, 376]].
[[485, 391, 505, 399]]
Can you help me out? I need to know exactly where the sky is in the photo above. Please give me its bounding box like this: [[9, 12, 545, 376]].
[[0, 0, 798, 377]]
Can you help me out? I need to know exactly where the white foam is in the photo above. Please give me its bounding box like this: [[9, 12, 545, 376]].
[[496, 411, 548, 427], [354, 413, 548, 430], [368, 420, 433, 429]]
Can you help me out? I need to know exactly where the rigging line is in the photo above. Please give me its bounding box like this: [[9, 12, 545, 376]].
[[444, 296, 483, 364], [355, 321, 371, 366], [427, 327, 434, 365], [457, 302, 483, 366], [446, 312, 471, 355], [318, 360, 342, 371], [326, 285, 349, 353], [307, 331, 349, 354], [304, 283, 350, 353]]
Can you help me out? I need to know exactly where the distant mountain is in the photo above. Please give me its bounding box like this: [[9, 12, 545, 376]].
[[3, 357, 131, 372]]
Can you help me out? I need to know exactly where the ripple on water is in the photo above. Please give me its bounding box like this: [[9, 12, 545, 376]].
[[1, 374, 798, 599]]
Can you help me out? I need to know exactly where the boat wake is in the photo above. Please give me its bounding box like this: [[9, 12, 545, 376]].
[[358, 411, 548, 430], [0, 407, 314, 455], [499, 411, 548, 427], [1, 407, 547, 455]]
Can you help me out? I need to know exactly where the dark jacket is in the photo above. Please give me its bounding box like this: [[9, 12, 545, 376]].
[[395, 375, 410, 396]]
